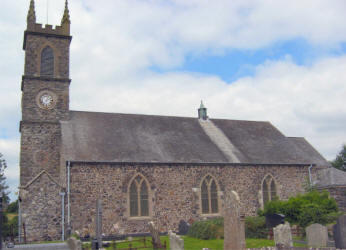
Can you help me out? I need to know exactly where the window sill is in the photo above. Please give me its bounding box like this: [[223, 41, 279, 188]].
[[200, 213, 221, 217], [128, 216, 152, 221]]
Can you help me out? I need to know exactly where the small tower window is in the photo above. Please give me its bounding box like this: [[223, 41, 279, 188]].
[[201, 175, 219, 214], [40, 46, 54, 76], [129, 175, 149, 217], [262, 175, 277, 205]]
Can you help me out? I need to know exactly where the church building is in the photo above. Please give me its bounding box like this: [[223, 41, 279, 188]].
[[19, 0, 330, 241]]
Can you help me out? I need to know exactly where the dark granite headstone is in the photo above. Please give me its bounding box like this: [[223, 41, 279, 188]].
[[178, 220, 190, 235], [333, 214, 346, 249], [265, 214, 285, 228]]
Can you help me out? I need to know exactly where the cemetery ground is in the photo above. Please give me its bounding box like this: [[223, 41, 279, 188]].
[[79, 236, 307, 249]]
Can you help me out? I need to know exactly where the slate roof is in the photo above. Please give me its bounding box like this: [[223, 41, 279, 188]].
[[315, 167, 346, 187], [61, 110, 329, 166]]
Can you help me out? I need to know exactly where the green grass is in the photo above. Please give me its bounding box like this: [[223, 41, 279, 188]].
[[98, 235, 307, 250], [5, 213, 18, 220], [246, 238, 275, 248]]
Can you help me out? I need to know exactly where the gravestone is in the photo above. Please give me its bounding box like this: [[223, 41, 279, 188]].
[[273, 222, 293, 247], [223, 190, 246, 250], [333, 214, 346, 249], [265, 214, 285, 228], [67, 237, 82, 250], [93, 199, 102, 250], [148, 221, 162, 249], [306, 223, 328, 247], [178, 220, 190, 235], [169, 230, 184, 250]]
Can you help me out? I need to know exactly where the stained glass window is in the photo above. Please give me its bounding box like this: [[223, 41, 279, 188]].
[[40, 46, 54, 76]]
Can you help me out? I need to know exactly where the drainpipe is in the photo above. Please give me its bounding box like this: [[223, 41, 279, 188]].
[[18, 195, 21, 243], [67, 161, 71, 235], [60, 192, 66, 241], [308, 164, 313, 187]]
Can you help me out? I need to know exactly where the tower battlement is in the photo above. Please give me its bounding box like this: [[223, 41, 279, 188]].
[[27, 23, 70, 36], [26, 0, 70, 36]]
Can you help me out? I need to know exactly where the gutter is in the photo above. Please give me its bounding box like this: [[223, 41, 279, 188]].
[[308, 164, 313, 187]]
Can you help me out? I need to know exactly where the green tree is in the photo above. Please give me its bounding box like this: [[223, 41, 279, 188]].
[[331, 144, 346, 171], [0, 153, 9, 203], [6, 200, 18, 213]]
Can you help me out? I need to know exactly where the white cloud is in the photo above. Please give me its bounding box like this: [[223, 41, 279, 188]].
[[69, 56, 346, 161], [0, 139, 20, 181]]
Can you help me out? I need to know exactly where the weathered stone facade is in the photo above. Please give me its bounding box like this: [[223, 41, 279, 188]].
[[20, 172, 64, 242], [69, 163, 309, 235]]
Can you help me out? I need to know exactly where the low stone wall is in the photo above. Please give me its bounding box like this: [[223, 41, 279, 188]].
[[319, 186, 346, 212]]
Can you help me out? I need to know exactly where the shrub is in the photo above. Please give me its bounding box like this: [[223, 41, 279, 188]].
[[260, 190, 339, 228], [188, 218, 224, 240], [6, 200, 18, 213], [245, 216, 268, 239]]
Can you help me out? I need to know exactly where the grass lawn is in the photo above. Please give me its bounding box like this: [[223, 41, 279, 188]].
[[100, 236, 307, 250], [5, 213, 17, 220]]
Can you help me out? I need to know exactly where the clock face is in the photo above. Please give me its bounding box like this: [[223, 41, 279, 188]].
[[40, 94, 53, 108], [36, 90, 57, 110]]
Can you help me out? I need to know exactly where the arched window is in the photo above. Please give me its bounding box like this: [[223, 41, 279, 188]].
[[40, 46, 54, 76], [262, 175, 277, 205], [129, 175, 149, 217], [201, 175, 219, 214]]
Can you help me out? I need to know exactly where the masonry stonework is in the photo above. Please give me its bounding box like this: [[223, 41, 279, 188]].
[[69, 163, 309, 235], [20, 172, 63, 242]]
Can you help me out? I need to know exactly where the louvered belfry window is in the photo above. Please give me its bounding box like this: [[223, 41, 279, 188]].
[[262, 175, 277, 205], [201, 175, 219, 214], [40, 46, 54, 76], [129, 175, 149, 217]]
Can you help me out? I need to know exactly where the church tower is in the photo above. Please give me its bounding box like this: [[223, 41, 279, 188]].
[[19, 0, 71, 241]]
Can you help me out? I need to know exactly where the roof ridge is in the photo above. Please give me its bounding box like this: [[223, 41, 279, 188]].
[[69, 110, 270, 123]]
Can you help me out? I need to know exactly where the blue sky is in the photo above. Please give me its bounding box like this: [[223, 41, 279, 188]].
[[1, 0, 346, 201], [154, 39, 346, 82]]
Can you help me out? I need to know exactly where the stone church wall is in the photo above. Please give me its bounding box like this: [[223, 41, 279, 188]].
[[20, 173, 63, 242], [69, 163, 309, 236]]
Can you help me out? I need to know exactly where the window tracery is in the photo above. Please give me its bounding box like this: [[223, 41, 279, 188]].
[[129, 174, 149, 217], [262, 175, 277, 205], [201, 175, 219, 214]]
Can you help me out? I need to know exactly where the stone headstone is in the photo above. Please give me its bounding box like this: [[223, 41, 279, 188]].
[[95, 199, 102, 249], [169, 230, 184, 250], [306, 223, 328, 247], [67, 237, 82, 250], [333, 214, 346, 249], [273, 222, 293, 247], [265, 214, 285, 228], [178, 220, 190, 235], [223, 190, 246, 250], [148, 221, 162, 248]]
